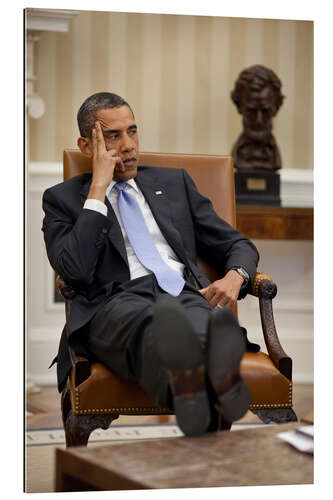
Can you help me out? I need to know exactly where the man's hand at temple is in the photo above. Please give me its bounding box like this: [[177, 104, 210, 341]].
[[87, 121, 122, 202], [199, 269, 244, 309]]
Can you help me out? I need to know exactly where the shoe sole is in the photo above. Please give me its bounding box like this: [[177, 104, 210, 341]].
[[207, 308, 251, 423], [152, 295, 211, 437]]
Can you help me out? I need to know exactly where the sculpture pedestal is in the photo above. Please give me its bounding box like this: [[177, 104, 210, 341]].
[[235, 171, 280, 206]]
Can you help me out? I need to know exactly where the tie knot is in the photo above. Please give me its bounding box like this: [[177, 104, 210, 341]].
[[115, 182, 128, 192]]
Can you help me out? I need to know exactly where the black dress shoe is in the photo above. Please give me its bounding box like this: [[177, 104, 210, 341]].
[[207, 308, 251, 424], [152, 295, 211, 437]]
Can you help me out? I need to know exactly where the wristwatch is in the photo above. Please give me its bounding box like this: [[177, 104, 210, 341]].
[[234, 267, 249, 285]]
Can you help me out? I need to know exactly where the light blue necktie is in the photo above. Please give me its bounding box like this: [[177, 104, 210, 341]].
[[115, 182, 185, 296]]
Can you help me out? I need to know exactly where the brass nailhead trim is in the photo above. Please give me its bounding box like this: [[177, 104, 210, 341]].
[[252, 276, 264, 296], [252, 273, 273, 297], [72, 383, 293, 415], [250, 403, 289, 409], [249, 382, 293, 409], [73, 387, 170, 415], [252, 280, 259, 297]]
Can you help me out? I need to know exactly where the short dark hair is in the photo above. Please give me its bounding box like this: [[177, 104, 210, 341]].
[[231, 65, 284, 113], [77, 92, 133, 137]]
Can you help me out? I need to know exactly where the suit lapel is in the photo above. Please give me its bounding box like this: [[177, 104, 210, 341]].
[[135, 170, 190, 267], [104, 198, 129, 266], [80, 178, 129, 267]]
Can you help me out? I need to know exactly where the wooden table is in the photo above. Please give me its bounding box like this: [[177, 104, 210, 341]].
[[55, 423, 313, 491], [236, 206, 313, 240]]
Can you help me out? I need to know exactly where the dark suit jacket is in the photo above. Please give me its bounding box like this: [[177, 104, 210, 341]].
[[42, 166, 259, 391]]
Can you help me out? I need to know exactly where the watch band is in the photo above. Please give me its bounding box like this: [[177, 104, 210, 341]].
[[234, 267, 249, 285]]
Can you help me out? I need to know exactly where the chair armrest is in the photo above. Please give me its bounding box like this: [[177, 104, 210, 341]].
[[56, 276, 91, 387], [56, 276, 76, 300], [250, 272, 275, 298], [250, 272, 292, 381]]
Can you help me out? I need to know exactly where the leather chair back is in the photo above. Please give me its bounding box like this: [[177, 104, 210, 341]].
[[63, 150, 237, 311], [63, 150, 236, 227]]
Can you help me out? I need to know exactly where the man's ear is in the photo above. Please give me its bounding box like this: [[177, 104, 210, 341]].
[[77, 137, 92, 157]]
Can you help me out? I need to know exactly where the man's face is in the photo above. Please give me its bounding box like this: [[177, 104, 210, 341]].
[[84, 105, 139, 182], [240, 86, 277, 142]]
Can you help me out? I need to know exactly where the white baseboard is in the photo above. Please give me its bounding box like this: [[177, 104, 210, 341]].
[[27, 329, 59, 386], [28, 326, 63, 342], [291, 373, 314, 384], [28, 332, 313, 386], [29, 371, 57, 387], [28, 372, 312, 389]]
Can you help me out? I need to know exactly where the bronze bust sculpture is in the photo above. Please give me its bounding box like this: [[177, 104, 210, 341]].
[[231, 65, 284, 172]]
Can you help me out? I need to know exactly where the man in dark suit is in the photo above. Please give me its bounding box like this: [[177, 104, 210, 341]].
[[42, 92, 259, 436]]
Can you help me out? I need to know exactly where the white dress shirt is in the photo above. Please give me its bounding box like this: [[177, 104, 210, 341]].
[[84, 179, 185, 280]]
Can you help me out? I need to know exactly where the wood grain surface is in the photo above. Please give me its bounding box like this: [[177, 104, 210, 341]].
[[236, 206, 313, 240], [56, 422, 313, 491]]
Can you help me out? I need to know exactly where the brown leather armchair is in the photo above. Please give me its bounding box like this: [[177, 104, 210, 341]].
[[57, 150, 297, 447]]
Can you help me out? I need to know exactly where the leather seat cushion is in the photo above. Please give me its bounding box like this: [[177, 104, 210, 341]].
[[69, 351, 292, 415]]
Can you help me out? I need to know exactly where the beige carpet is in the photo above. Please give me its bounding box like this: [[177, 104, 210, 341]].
[[25, 422, 267, 493]]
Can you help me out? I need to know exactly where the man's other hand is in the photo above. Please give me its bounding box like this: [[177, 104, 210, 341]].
[[199, 269, 244, 309]]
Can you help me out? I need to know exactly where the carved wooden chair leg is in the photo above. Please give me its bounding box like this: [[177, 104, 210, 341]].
[[61, 387, 72, 430], [63, 411, 119, 447], [251, 408, 298, 424]]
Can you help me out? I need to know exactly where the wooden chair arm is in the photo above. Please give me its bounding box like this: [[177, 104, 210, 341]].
[[250, 272, 292, 381], [250, 272, 275, 298], [56, 276, 76, 300]]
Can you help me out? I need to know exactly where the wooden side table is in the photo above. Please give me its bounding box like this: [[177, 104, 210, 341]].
[[236, 206, 313, 240], [55, 423, 313, 491]]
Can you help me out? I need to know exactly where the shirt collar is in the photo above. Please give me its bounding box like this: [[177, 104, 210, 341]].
[[106, 177, 138, 199]]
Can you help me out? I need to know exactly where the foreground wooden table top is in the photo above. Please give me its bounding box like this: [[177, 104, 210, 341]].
[[55, 423, 313, 492]]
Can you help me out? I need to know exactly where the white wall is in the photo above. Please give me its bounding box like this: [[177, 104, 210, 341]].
[[27, 163, 64, 385]]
